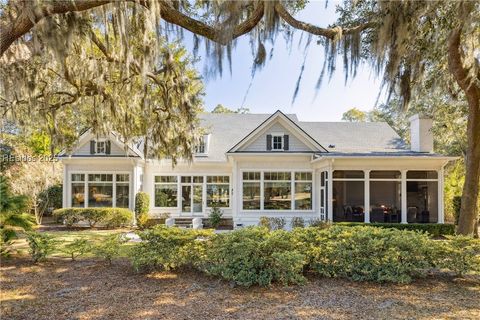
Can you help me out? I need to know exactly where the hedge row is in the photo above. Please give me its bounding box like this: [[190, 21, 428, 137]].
[[336, 222, 456, 237], [129, 225, 480, 286], [53, 208, 133, 228]]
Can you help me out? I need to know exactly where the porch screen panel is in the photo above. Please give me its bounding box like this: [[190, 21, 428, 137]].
[[332, 170, 364, 222], [370, 181, 401, 223], [407, 173, 438, 223], [242, 172, 261, 210]]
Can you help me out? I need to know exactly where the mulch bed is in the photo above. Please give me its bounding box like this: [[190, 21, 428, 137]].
[[1, 257, 479, 320]]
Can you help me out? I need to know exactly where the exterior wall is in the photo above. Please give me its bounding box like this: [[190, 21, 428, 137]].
[[72, 133, 136, 156], [61, 154, 449, 227], [62, 158, 142, 211], [233, 155, 319, 227], [241, 123, 312, 152], [144, 160, 233, 218]]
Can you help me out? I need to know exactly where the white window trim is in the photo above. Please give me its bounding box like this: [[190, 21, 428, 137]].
[[240, 169, 315, 213], [271, 133, 284, 151], [153, 174, 232, 210], [194, 134, 210, 156], [95, 138, 107, 155], [69, 171, 131, 209]]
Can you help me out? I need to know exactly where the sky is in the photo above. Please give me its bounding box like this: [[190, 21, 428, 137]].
[[179, 0, 384, 122]]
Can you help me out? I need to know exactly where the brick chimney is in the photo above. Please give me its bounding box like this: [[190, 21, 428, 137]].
[[409, 114, 433, 153]]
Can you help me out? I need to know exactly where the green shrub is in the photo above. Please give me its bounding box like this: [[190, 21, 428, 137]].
[[129, 225, 213, 272], [95, 234, 127, 265], [208, 207, 223, 229], [53, 208, 133, 228], [435, 236, 480, 275], [295, 226, 437, 283], [308, 218, 331, 228], [201, 227, 306, 287], [336, 222, 455, 237], [62, 238, 90, 261], [135, 192, 150, 229], [291, 217, 305, 229], [258, 217, 286, 230], [26, 232, 56, 263]]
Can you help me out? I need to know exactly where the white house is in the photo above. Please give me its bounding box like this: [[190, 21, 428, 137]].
[[59, 110, 455, 227]]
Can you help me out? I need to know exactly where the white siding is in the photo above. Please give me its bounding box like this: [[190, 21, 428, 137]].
[[241, 123, 312, 152], [74, 138, 128, 156]]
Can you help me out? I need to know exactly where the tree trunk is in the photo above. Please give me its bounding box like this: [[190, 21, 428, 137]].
[[448, 28, 480, 236]]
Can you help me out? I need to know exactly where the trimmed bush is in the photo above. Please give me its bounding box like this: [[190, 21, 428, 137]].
[[135, 192, 150, 229], [62, 238, 90, 261], [336, 222, 455, 237], [258, 216, 287, 230], [294, 226, 437, 283], [26, 232, 56, 263], [436, 236, 480, 275], [201, 228, 306, 286], [94, 234, 127, 265], [291, 217, 305, 228], [130, 225, 213, 272], [53, 208, 133, 228]]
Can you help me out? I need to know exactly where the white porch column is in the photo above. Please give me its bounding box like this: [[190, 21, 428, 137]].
[[364, 170, 370, 223], [327, 165, 333, 222], [438, 168, 445, 223], [401, 170, 407, 224], [232, 159, 238, 224]]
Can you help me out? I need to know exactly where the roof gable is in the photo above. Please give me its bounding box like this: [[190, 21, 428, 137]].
[[60, 130, 143, 158], [228, 110, 328, 153]]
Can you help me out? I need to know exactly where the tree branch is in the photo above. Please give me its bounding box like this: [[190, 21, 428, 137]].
[[274, 3, 373, 39]]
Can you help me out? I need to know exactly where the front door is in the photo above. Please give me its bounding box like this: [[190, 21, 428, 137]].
[[180, 176, 204, 216]]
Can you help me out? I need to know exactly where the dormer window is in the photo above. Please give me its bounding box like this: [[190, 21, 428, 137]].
[[90, 139, 111, 155], [267, 133, 289, 151], [272, 135, 283, 150], [194, 134, 209, 155], [96, 141, 106, 154]]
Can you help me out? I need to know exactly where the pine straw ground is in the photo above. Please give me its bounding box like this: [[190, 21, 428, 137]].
[[0, 257, 479, 320]]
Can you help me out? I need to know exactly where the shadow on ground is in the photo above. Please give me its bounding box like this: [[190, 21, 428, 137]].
[[1, 257, 479, 320]]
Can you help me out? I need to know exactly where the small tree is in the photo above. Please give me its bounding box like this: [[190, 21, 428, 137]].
[[208, 206, 223, 229], [62, 238, 90, 261], [135, 192, 150, 229]]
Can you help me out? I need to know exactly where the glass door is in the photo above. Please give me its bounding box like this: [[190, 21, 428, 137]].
[[193, 185, 203, 214], [181, 185, 192, 213], [180, 176, 204, 216]]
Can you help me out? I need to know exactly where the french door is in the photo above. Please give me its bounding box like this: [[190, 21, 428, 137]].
[[181, 176, 203, 216]]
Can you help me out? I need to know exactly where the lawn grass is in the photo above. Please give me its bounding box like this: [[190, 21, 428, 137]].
[[11, 228, 136, 259]]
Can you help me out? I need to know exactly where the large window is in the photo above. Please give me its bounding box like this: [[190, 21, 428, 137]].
[[71, 174, 85, 207], [154, 175, 231, 212], [264, 172, 291, 210], [88, 174, 113, 207], [333, 171, 364, 222], [206, 176, 230, 207], [70, 173, 129, 208], [154, 176, 178, 207], [370, 171, 401, 223], [407, 171, 438, 223], [294, 172, 312, 210], [243, 172, 261, 210], [242, 171, 312, 211], [115, 174, 130, 208]]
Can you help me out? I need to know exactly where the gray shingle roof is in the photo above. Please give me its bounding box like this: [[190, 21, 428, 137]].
[[197, 113, 411, 161]]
